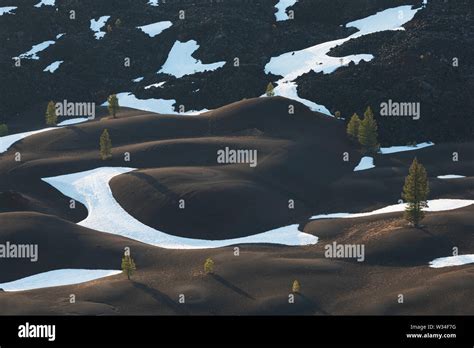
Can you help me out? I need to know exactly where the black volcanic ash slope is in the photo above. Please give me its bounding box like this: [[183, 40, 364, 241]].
[[296, 0, 474, 144], [2, 0, 461, 147]]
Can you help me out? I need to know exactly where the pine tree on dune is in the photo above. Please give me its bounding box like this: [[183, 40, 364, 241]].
[[402, 158, 429, 228], [292, 280, 300, 294], [45, 101, 58, 126], [99, 129, 112, 160], [358, 106, 379, 154], [121, 255, 136, 280], [107, 94, 119, 118], [346, 113, 361, 141], [204, 258, 214, 274], [266, 82, 275, 97]]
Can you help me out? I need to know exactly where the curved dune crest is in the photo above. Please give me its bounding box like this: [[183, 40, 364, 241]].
[[42, 167, 318, 249]]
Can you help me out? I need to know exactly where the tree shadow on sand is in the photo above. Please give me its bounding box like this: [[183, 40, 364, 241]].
[[132, 281, 189, 314], [129, 171, 180, 203], [296, 293, 329, 315], [210, 274, 255, 300]]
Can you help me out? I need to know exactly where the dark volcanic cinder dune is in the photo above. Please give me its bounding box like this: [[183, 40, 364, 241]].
[[0, 95, 473, 315]]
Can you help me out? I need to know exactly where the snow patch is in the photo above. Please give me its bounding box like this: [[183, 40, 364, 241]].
[[354, 156, 375, 171], [265, 5, 424, 115], [158, 40, 226, 78], [345, 5, 419, 35], [16, 40, 57, 60], [311, 199, 474, 220], [275, 0, 298, 21], [103, 92, 207, 115], [34, 0, 55, 7], [148, 0, 159, 6], [144, 81, 166, 89], [0, 6, 16, 15], [43, 60, 63, 73], [90, 16, 110, 40], [137, 21, 172, 37], [379, 142, 434, 154], [429, 255, 474, 268], [132, 77, 144, 83], [437, 175, 466, 179], [0, 269, 121, 292], [42, 167, 318, 249], [270, 81, 331, 114]]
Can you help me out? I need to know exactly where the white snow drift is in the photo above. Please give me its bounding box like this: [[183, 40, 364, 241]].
[[42, 167, 318, 249], [34, 0, 55, 7], [137, 21, 172, 37], [43, 60, 63, 73], [265, 5, 424, 114], [0, 6, 16, 15], [437, 175, 466, 179], [158, 40, 226, 78], [103, 92, 207, 115], [354, 156, 375, 171], [148, 0, 159, 6], [17, 40, 56, 60], [90, 16, 110, 40], [144, 81, 166, 89], [429, 255, 474, 268], [0, 269, 121, 292], [311, 199, 474, 220], [379, 142, 434, 154], [275, 0, 298, 21]]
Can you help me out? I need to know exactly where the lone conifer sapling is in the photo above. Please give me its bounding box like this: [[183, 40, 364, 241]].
[[45, 101, 58, 126], [107, 94, 119, 118], [204, 258, 214, 274], [121, 255, 136, 280], [292, 280, 301, 293], [347, 113, 361, 141], [100, 129, 112, 160], [358, 106, 379, 154], [266, 82, 275, 97], [402, 158, 429, 227]]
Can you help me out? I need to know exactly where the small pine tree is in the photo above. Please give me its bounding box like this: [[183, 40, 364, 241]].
[[204, 258, 214, 274], [115, 18, 122, 27], [358, 106, 379, 154], [100, 129, 112, 160], [0, 123, 8, 136], [402, 158, 429, 227], [346, 113, 361, 140], [292, 280, 300, 293], [45, 101, 58, 126], [266, 82, 275, 97], [121, 255, 136, 280], [334, 111, 341, 119], [107, 94, 119, 118]]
